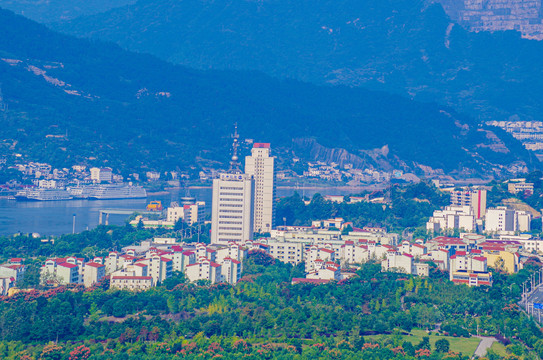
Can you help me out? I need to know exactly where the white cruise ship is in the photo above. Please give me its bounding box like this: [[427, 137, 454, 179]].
[[67, 185, 98, 199], [15, 188, 73, 201], [87, 183, 147, 200]]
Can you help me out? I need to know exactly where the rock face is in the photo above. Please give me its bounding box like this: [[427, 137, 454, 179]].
[[437, 0, 543, 39]]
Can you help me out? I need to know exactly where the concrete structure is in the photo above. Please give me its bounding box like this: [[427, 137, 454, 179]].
[[41, 258, 81, 285], [267, 241, 304, 265], [400, 240, 427, 258], [211, 172, 255, 244], [167, 201, 205, 226], [450, 188, 487, 219], [381, 251, 429, 276], [426, 206, 476, 232], [307, 261, 341, 281], [129, 216, 175, 229], [141, 252, 173, 285], [449, 251, 492, 286], [382, 251, 413, 274], [211, 126, 255, 244], [306, 245, 336, 272], [0, 277, 14, 296], [110, 275, 153, 291], [508, 181, 534, 195], [185, 258, 222, 284], [500, 235, 543, 253], [481, 249, 521, 274], [485, 207, 531, 233], [221, 257, 242, 285], [0, 263, 25, 284], [90, 167, 112, 183], [245, 143, 276, 233], [83, 262, 105, 287]]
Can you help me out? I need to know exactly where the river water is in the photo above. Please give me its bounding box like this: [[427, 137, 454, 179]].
[[0, 186, 377, 236]]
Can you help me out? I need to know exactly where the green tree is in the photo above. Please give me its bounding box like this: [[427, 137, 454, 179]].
[[435, 338, 450, 353], [402, 341, 415, 356]]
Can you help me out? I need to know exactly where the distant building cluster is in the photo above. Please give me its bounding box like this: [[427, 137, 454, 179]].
[[442, 0, 543, 40], [427, 187, 532, 235], [301, 161, 419, 184], [380, 233, 531, 287], [488, 120, 543, 159], [39, 238, 248, 290]]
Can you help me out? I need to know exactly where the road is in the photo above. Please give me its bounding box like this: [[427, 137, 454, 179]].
[[473, 336, 497, 358]]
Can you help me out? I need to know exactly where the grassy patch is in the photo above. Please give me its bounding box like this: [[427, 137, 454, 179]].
[[365, 329, 481, 356], [488, 341, 507, 357]]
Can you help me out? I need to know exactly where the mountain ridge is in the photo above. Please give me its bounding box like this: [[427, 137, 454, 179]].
[[0, 7, 537, 177], [52, 0, 543, 125]]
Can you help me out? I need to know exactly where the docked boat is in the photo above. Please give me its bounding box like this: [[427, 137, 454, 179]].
[[15, 188, 73, 201], [87, 183, 147, 200], [67, 185, 97, 199]]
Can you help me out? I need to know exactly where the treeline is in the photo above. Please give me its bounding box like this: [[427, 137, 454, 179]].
[[0, 225, 155, 261], [276, 182, 449, 231], [0, 256, 541, 359]]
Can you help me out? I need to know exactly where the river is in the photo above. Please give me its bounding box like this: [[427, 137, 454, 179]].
[[0, 185, 380, 236]]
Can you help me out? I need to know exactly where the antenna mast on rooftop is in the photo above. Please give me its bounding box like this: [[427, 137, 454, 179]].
[[229, 123, 241, 173]]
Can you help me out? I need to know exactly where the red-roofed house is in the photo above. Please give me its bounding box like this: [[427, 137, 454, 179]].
[[185, 258, 222, 284], [83, 262, 106, 287], [41, 258, 79, 285], [450, 252, 492, 286], [0, 262, 25, 284], [221, 257, 242, 285]]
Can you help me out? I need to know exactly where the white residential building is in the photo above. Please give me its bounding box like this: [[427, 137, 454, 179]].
[[381, 252, 413, 274], [90, 167, 112, 183], [399, 240, 427, 258], [485, 207, 531, 233], [449, 251, 492, 286], [221, 257, 242, 285], [0, 261, 25, 284], [110, 275, 153, 291], [381, 251, 429, 276], [41, 259, 79, 285], [267, 241, 305, 265], [167, 201, 206, 226], [185, 258, 222, 284], [82, 262, 106, 287], [211, 172, 254, 244], [245, 143, 276, 233], [426, 205, 476, 232], [307, 261, 341, 281], [450, 188, 487, 219]]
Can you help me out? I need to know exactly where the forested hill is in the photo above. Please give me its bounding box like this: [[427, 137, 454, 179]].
[[0, 0, 135, 22], [0, 8, 536, 175], [53, 0, 543, 125]]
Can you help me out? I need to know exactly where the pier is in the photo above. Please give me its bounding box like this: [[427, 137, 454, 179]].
[[98, 209, 159, 225]]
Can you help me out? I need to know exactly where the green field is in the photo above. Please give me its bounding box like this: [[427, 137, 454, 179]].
[[488, 341, 508, 357], [365, 329, 481, 356]]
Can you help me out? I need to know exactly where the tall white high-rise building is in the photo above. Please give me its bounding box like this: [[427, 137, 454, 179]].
[[450, 188, 487, 219], [211, 126, 255, 244], [245, 143, 276, 233]]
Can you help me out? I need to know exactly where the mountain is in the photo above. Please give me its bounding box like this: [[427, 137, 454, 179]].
[[0, 8, 537, 177], [53, 0, 543, 125], [0, 0, 135, 22]]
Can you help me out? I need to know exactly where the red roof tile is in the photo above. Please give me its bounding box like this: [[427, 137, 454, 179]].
[[85, 262, 104, 268], [58, 262, 77, 269]]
